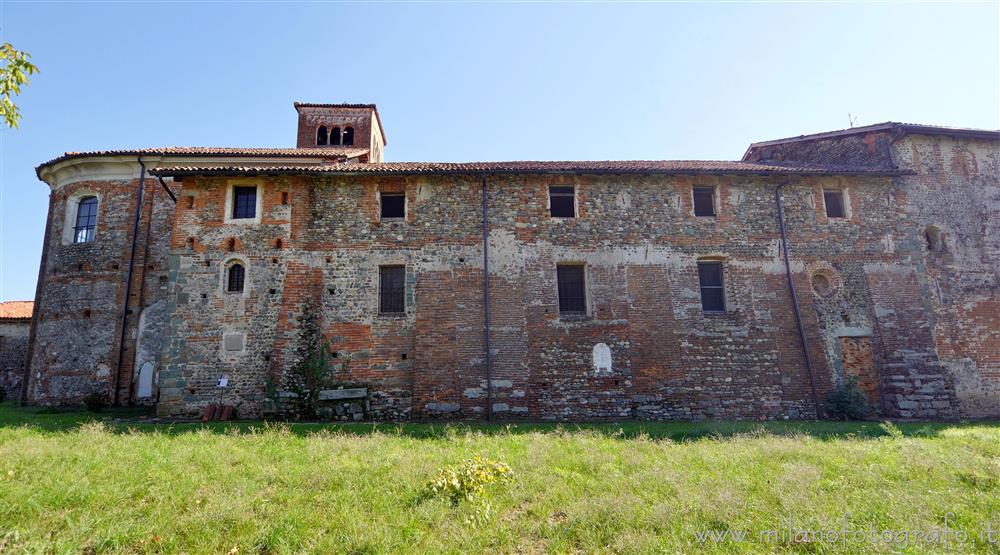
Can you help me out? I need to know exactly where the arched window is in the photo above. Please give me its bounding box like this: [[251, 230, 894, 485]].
[[330, 126, 342, 146], [316, 126, 328, 146], [343, 126, 354, 146], [227, 263, 245, 293], [73, 196, 98, 243]]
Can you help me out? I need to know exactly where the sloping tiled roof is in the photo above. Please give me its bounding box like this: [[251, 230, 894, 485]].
[[0, 301, 33, 320], [36, 146, 369, 177], [149, 160, 906, 177], [745, 121, 999, 153]]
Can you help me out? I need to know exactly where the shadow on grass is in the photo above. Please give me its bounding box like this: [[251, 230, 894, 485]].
[[2, 402, 997, 441]]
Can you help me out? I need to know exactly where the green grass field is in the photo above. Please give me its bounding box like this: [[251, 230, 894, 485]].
[[1, 402, 998, 554]]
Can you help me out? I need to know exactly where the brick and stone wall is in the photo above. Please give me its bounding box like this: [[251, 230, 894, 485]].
[[0, 320, 30, 401]]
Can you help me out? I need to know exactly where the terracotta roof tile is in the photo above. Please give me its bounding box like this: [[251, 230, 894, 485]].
[[36, 146, 369, 177], [149, 160, 906, 177], [0, 301, 33, 320]]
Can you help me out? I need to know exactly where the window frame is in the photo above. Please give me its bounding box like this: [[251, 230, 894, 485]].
[[378, 265, 407, 315], [548, 186, 576, 218], [226, 262, 246, 294], [697, 260, 726, 314], [692, 185, 717, 217], [72, 195, 99, 244], [224, 182, 263, 224], [556, 263, 588, 316], [823, 188, 848, 219], [379, 191, 407, 220]]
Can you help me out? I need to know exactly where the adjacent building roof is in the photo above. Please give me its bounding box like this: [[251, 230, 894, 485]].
[[744, 121, 1000, 160], [0, 301, 34, 320], [293, 102, 388, 146], [150, 160, 907, 177]]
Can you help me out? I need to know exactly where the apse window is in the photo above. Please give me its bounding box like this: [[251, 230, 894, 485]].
[[232, 186, 257, 219], [73, 196, 98, 243], [227, 263, 245, 293], [823, 189, 846, 219], [549, 186, 575, 218], [379, 265, 406, 314], [697, 260, 726, 313], [556, 264, 587, 315], [380, 192, 406, 219], [692, 186, 717, 217]]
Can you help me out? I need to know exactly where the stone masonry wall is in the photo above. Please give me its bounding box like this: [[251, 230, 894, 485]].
[[0, 320, 30, 400], [25, 175, 175, 406], [153, 167, 977, 420]]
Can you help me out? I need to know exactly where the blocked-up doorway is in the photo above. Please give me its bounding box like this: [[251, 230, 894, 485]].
[[839, 336, 880, 407]]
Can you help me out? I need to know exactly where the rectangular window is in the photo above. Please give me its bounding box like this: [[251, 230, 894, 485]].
[[693, 186, 717, 217], [549, 186, 575, 218], [823, 189, 846, 219], [232, 186, 257, 219], [380, 192, 405, 219], [73, 196, 98, 244], [556, 264, 586, 314], [379, 265, 406, 314], [697, 261, 726, 313]]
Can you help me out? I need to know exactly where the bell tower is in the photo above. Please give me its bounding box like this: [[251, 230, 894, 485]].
[[294, 102, 386, 162]]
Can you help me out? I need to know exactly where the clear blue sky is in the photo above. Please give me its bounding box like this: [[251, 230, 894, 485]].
[[1, 1, 998, 301]]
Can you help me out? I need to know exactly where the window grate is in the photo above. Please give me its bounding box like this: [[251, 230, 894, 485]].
[[557, 265, 586, 314], [379, 265, 406, 314], [227, 264, 245, 293], [549, 186, 575, 218], [693, 186, 716, 217], [73, 196, 98, 243], [232, 187, 256, 219], [824, 190, 846, 218], [697, 261, 725, 312]]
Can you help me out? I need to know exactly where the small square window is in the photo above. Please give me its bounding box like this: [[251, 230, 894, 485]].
[[379, 265, 406, 314], [824, 189, 846, 219], [693, 186, 717, 217], [232, 187, 257, 219], [697, 261, 725, 313], [549, 186, 575, 218], [380, 192, 405, 219], [556, 264, 586, 314]]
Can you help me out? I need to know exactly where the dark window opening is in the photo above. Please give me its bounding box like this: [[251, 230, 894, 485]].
[[693, 186, 717, 217], [698, 261, 726, 313], [330, 126, 342, 146], [343, 126, 354, 146], [824, 190, 846, 218], [549, 186, 575, 218], [185, 196, 195, 208], [227, 264, 245, 293], [380, 192, 405, 219], [316, 126, 328, 146], [557, 265, 586, 314], [925, 225, 944, 252], [281, 191, 289, 205], [226, 238, 236, 252], [73, 196, 98, 243], [232, 186, 256, 219], [379, 265, 406, 314], [274, 238, 283, 249]]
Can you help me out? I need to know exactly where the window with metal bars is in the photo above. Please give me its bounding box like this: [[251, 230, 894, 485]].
[[697, 261, 725, 313], [693, 186, 717, 217], [73, 196, 98, 243], [380, 192, 405, 219], [232, 186, 257, 219], [823, 189, 846, 218], [227, 264, 245, 293], [379, 265, 406, 314], [549, 186, 575, 218], [557, 264, 586, 314]]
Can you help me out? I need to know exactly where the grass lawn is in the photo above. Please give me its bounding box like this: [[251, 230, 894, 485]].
[[0, 402, 998, 554]]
